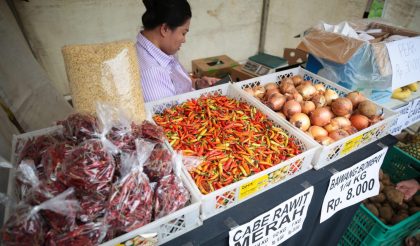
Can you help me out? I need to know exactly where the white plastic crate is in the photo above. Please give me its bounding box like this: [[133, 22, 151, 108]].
[[7, 126, 202, 245], [145, 83, 318, 219], [234, 67, 397, 169]]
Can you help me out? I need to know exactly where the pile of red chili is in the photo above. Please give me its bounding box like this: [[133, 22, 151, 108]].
[[153, 95, 303, 194]]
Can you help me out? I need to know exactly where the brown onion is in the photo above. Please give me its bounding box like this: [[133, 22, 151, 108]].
[[290, 113, 311, 131], [291, 75, 303, 86], [253, 86, 266, 99], [244, 87, 254, 96], [358, 101, 377, 118], [350, 114, 369, 130], [292, 92, 303, 102], [279, 80, 296, 94], [267, 93, 286, 111], [283, 100, 302, 118], [264, 88, 280, 100], [316, 136, 335, 145], [314, 84, 326, 93], [324, 89, 339, 105], [369, 114, 383, 126], [302, 80, 313, 86], [310, 107, 333, 127], [346, 91, 366, 109], [301, 101, 316, 115], [297, 84, 317, 100], [324, 123, 340, 133], [331, 98, 353, 116], [311, 94, 326, 108], [329, 129, 349, 141], [342, 125, 358, 135], [308, 126, 328, 139], [331, 117, 351, 128], [264, 82, 278, 91], [276, 112, 286, 119]]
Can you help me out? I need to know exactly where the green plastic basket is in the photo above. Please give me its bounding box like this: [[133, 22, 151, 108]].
[[339, 146, 420, 246]]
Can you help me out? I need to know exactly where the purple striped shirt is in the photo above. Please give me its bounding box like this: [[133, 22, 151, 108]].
[[136, 32, 193, 102]]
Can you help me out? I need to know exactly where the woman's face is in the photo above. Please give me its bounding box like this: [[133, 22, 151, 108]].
[[161, 19, 190, 55]]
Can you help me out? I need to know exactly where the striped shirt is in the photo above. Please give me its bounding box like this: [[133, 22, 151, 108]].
[[136, 32, 193, 102]]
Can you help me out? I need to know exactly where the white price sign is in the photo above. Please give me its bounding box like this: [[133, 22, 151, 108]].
[[389, 102, 412, 135], [407, 98, 420, 126], [320, 147, 388, 223], [386, 37, 420, 90], [229, 187, 314, 246]]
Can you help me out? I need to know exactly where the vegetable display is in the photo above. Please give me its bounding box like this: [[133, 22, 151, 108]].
[[153, 95, 303, 194], [244, 75, 384, 145]]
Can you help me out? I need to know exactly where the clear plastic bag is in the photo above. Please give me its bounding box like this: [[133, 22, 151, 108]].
[[144, 143, 173, 182], [62, 40, 146, 123], [135, 120, 166, 144], [41, 141, 75, 182], [45, 222, 106, 246], [15, 160, 40, 200], [153, 153, 190, 219], [55, 113, 99, 144], [106, 152, 154, 236]]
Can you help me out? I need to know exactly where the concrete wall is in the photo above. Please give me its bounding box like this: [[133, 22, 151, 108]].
[[13, 0, 369, 96], [382, 0, 420, 32]]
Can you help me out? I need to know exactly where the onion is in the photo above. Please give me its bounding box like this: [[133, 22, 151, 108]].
[[331, 98, 353, 116], [329, 129, 349, 141], [346, 91, 366, 109], [308, 126, 328, 139], [253, 86, 266, 99], [279, 80, 296, 94], [283, 100, 302, 118], [291, 75, 303, 86], [290, 113, 311, 131], [292, 92, 303, 102], [324, 123, 340, 133], [267, 93, 286, 111], [302, 80, 313, 86], [276, 112, 286, 119], [369, 114, 383, 126], [315, 136, 335, 145], [264, 88, 280, 100], [301, 101, 316, 115], [311, 94, 326, 108], [358, 101, 377, 118], [342, 125, 358, 135], [310, 107, 333, 127], [324, 89, 339, 105], [264, 82, 278, 91], [314, 84, 326, 93], [350, 114, 369, 130], [244, 87, 254, 96], [331, 117, 351, 128], [297, 84, 317, 100]]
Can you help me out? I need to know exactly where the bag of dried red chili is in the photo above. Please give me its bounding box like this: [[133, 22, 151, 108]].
[[1, 188, 80, 246], [144, 143, 173, 182], [61, 139, 115, 193], [153, 153, 190, 219], [41, 141, 74, 182], [105, 154, 154, 237], [56, 113, 99, 144], [77, 190, 109, 223], [44, 222, 106, 246], [135, 120, 165, 143], [15, 160, 40, 200]]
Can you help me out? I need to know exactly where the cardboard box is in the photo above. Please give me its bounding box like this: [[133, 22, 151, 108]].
[[192, 55, 238, 78], [297, 20, 419, 103], [229, 65, 256, 82]]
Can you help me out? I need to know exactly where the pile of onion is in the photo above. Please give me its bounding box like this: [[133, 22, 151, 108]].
[[243, 76, 384, 146]]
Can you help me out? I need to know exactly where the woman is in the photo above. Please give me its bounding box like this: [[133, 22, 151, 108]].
[[136, 0, 219, 102]]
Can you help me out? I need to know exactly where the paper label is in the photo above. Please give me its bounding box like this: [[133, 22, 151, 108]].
[[386, 37, 420, 90], [389, 102, 412, 135], [320, 148, 387, 223], [230, 187, 314, 246], [239, 174, 269, 200], [341, 134, 363, 155], [407, 98, 420, 126]]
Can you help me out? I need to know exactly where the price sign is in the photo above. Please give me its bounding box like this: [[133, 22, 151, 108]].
[[320, 148, 387, 223], [386, 37, 420, 90], [389, 102, 412, 135], [229, 187, 314, 246], [407, 98, 420, 126]]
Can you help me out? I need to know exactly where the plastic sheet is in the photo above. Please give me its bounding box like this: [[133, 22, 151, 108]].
[[297, 19, 419, 102], [62, 40, 146, 123]]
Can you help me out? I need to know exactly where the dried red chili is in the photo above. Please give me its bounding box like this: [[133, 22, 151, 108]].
[[105, 125, 137, 153], [77, 190, 109, 223], [154, 174, 190, 219], [45, 222, 105, 246], [135, 120, 165, 143], [144, 144, 173, 182], [106, 169, 153, 236], [42, 141, 74, 182], [56, 113, 99, 144]]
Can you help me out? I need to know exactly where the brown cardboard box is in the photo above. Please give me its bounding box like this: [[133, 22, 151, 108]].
[[229, 65, 256, 82], [297, 21, 419, 76], [192, 55, 238, 78]]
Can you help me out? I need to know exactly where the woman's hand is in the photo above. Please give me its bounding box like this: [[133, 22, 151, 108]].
[[396, 179, 420, 201], [195, 76, 220, 89]]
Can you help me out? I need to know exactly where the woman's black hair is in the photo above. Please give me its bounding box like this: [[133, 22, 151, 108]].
[[142, 0, 192, 30]]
